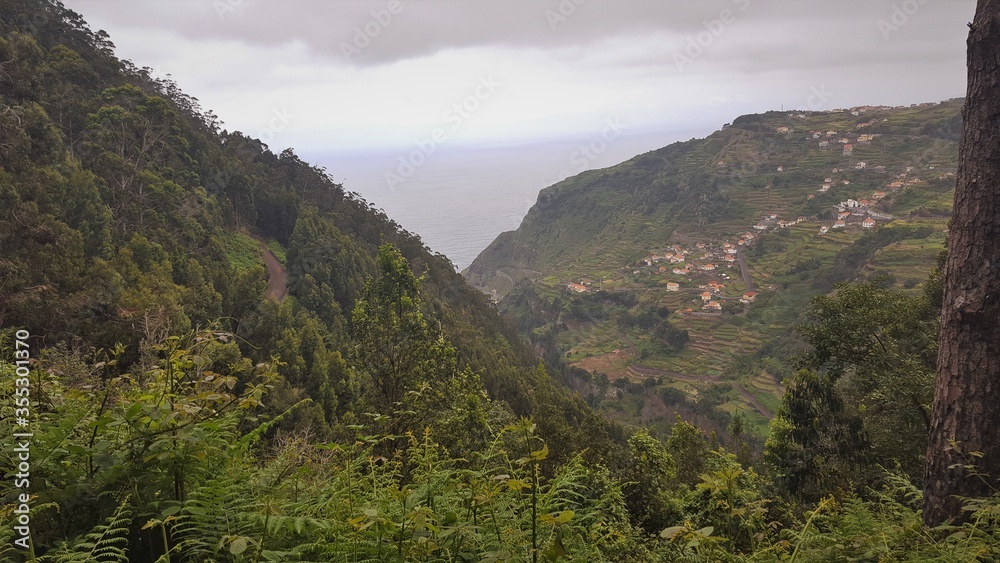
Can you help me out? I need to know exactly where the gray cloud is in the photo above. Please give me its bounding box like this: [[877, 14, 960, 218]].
[[67, 0, 975, 71], [59, 0, 975, 153]]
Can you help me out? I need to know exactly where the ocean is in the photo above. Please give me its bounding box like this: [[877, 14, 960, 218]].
[[307, 129, 704, 271]]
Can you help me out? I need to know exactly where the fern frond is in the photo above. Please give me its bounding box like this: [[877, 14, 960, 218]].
[[43, 496, 132, 563]]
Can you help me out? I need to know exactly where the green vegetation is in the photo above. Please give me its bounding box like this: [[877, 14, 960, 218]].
[[266, 239, 287, 263], [469, 96, 958, 438], [3, 1, 999, 560], [218, 231, 264, 272]]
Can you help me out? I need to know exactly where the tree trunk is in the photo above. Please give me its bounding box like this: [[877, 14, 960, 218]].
[[923, 0, 1000, 527]]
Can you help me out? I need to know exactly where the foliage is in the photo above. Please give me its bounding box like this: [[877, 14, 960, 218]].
[[4, 2, 1000, 561], [766, 278, 940, 501]]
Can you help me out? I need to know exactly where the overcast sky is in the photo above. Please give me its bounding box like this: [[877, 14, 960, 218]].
[[61, 0, 975, 154]]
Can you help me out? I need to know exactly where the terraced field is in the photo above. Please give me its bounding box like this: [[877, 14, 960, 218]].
[[472, 101, 961, 436]]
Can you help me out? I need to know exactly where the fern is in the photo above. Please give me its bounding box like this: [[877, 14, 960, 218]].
[[42, 497, 132, 563], [169, 473, 255, 560]]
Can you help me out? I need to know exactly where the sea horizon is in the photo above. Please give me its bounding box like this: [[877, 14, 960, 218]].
[[304, 127, 709, 270]]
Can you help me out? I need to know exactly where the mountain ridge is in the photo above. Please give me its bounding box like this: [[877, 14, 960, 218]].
[[464, 99, 960, 434]]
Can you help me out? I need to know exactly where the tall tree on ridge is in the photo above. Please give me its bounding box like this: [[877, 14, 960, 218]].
[[923, 0, 1000, 526]]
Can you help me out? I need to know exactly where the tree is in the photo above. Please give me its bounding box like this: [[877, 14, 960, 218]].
[[620, 430, 679, 533], [797, 279, 937, 483], [666, 415, 709, 488], [351, 244, 486, 448], [924, 0, 1000, 526], [764, 369, 869, 502]]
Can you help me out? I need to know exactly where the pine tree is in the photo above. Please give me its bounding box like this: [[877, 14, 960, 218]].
[[924, 0, 1000, 525]]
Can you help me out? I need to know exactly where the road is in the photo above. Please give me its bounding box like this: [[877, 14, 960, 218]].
[[261, 244, 288, 302], [730, 382, 774, 419], [736, 247, 754, 292]]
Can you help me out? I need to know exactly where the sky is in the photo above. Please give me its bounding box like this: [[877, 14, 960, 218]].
[[58, 0, 978, 269], [61, 0, 976, 155]]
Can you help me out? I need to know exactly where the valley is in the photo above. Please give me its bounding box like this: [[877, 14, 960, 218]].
[[466, 100, 960, 436]]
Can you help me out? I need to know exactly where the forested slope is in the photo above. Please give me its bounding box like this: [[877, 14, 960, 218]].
[[0, 0, 622, 457], [2, 1, 1000, 561]]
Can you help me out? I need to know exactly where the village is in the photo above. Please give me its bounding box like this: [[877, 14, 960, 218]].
[[566, 234, 759, 315], [564, 103, 958, 314]]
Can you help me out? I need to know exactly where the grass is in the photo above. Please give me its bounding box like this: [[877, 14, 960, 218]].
[[219, 231, 262, 272], [266, 239, 287, 263]]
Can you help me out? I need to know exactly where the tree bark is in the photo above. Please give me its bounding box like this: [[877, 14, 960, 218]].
[[923, 0, 1000, 527]]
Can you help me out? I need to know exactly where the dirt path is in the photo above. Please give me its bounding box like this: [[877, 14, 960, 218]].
[[730, 382, 774, 419], [736, 247, 754, 292], [261, 244, 288, 302]]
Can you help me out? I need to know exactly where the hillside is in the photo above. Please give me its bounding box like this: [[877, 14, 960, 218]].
[[466, 101, 960, 434], [8, 1, 1000, 560], [0, 0, 623, 479]]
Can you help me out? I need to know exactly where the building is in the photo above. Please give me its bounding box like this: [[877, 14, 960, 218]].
[[567, 283, 587, 293], [833, 220, 846, 229], [701, 264, 716, 271], [741, 291, 758, 304], [862, 218, 876, 229], [666, 282, 680, 292], [700, 291, 713, 302]]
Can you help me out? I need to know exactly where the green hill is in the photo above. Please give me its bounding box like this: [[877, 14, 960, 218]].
[[466, 101, 960, 434], [6, 2, 998, 560], [0, 0, 623, 489]]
